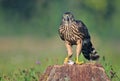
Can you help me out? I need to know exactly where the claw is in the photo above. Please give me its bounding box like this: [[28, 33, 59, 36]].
[[64, 57, 69, 64], [75, 61, 84, 64], [75, 56, 84, 64]]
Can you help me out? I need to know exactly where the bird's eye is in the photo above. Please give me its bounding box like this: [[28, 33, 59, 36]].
[[70, 15, 74, 21], [71, 18, 74, 21], [62, 18, 66, 21]]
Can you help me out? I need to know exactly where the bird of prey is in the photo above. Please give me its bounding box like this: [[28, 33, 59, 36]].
[[58, 12, 99, 64]]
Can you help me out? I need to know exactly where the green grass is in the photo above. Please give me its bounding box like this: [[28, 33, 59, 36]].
[[100, 56, 120, 81], [0, 36, 120, 81]]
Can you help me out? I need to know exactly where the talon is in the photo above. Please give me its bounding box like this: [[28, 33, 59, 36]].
[[75, 61, 84, 64], [64, 57, 69, 64], [75, 55, 84, 64]]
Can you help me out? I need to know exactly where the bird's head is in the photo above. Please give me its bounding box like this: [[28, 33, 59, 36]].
[[62, 12, 75, 25]]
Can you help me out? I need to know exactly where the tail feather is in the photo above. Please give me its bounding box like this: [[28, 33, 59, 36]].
[[90, 48, 100, 60], [82, 39, 100, 60]]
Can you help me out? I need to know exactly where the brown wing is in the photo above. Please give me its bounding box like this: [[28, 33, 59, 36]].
[[76, 20, 99, 60], [76, 20, 90, 39]]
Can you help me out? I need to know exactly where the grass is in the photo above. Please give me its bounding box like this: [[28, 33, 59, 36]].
[[100, 56, 120, 81], [0, 36, 120, 81]]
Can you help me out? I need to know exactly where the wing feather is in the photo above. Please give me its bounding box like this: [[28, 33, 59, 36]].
[[76, 20, 90, 39]]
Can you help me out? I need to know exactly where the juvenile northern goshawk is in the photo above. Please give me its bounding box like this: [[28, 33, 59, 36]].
[[58, 12, 99, 64]]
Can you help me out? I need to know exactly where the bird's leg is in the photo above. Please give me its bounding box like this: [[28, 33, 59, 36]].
[[64, 41, 73, 64], [75, 40, 84, 64]]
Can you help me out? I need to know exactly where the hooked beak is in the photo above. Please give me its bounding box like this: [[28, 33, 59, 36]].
[[67, 16, 69, 21]]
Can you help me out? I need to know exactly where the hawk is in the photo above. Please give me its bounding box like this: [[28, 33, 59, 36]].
[[58, 12, 99, 64]]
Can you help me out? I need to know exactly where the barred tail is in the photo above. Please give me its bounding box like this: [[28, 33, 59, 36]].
[[82, 39, 100, 60], [90, 48, 99, 60]]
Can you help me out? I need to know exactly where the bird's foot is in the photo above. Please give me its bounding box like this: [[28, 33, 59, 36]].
[[64, 57, 69, 64], [75, 61, 84, 65]]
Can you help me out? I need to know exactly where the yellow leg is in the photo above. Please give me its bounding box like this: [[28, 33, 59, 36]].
[[75, 40, 84, 64], [64, 57, 69, 64], [64, 41, 73, 64], [75, 56, 84, 64]]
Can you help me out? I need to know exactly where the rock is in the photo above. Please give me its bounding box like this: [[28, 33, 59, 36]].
[[39, 63, 111, 81]]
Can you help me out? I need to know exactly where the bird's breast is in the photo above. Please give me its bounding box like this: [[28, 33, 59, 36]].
[[60, 24, 82, 45]]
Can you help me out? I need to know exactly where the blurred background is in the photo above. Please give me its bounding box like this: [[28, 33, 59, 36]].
[[0, 0, 120, 76]]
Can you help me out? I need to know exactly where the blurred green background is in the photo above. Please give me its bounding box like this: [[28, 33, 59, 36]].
[[0, 0, 120, 77]]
